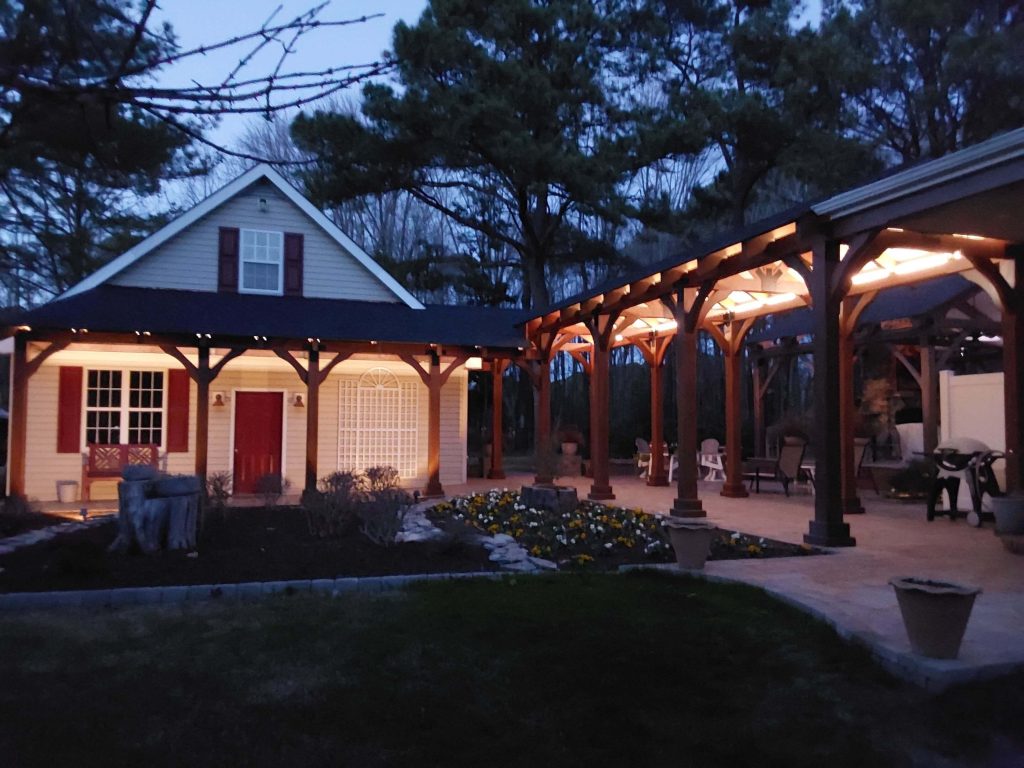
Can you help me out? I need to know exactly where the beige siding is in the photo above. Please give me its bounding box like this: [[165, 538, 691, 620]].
[[23, 350, 467, 500], [112, 180, 400, 302]]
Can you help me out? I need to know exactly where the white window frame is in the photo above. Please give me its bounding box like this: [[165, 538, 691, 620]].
[[238, 228, 285, 296], [82, 368, 167, 448]]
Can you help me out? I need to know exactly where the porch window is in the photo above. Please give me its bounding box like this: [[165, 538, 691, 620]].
[[239, 229, 284, 295], [338, 368, 419, 478], [85, 369, 164, 446]]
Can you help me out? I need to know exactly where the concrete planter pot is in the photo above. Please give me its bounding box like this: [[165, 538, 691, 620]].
[[991, 494, 1024, 536], [890, 577, 982, 659], [520, 484, 578, 515], [663, 518, 714, 570]]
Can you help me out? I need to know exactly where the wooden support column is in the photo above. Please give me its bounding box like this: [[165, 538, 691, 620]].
[[585, 314, 617, 501], [666, 285, 714, 518], [161, 345, 246, 485], [488, 359, 510, 480], [7, 336, 70, 496], [1003, 246, 1024, 492], [517, 332, 556, 485], [805, 237, 856, 546], [751, 357, 781, 457], [400, 351, 468, 498], [305, 348, 320, 492], [636, 335, 671, 486], [836, 293, 875, 516], [919, 340, 939, 455], [275, 346, 352, 493], [706, 317, 754, 498], [195, 346, 211, 482]]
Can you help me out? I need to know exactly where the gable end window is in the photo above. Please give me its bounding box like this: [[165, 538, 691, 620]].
[[239, 229, 284, 295]]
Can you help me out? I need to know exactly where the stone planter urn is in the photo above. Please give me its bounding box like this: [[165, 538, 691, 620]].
[[889, 577, 982, 659], [520, 484, 578, 515], [663, 517, 715, 570], [561, 441, 579, 456], [992, 494, 1024, 536]]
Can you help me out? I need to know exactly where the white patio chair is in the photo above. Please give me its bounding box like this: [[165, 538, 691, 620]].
[[635, 437, 652, 477], [667, 452, 679, 484], [699, 438, 725, 481]]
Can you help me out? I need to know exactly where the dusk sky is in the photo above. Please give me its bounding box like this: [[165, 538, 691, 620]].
[[151, 0, 428, 150]]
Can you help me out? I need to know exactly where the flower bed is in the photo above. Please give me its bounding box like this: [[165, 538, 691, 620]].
[[429, 490, 821, 569]]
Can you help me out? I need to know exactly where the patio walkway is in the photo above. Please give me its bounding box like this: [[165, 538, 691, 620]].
[[453, 472, 1024, 691]]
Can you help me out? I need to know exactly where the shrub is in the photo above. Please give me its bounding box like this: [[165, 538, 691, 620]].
[[0, 493, 40, 536], [302, 467, 411, 544], [205, 472, 232, 511], [358, 487, 412, 547], [303, 471, 368, 538], [364, 465, 401, 492], [256, 474, 290, 507]]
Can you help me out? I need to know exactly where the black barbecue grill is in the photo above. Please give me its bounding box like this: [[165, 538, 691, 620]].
[[927, 448, 1005, 525]]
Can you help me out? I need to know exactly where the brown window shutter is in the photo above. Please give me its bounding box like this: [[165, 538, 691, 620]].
[[57, 366, 83, 453], [218, 227, 240, 292], [166, 369, 190, 452], [283, 232, 304, 296]]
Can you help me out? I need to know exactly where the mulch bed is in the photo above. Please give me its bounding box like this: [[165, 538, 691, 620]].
[[0, 509, 71, 538], [0, 505, 496, 593]]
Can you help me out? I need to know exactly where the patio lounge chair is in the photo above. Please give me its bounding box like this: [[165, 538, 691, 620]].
[[635, 438, 652, 477], [743, 437, 806, 496], [699, 438, 725, 481]]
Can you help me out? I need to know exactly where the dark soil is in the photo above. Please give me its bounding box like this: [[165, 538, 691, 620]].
[[0, 508, 70, 538], [0, 505, 496, 593]]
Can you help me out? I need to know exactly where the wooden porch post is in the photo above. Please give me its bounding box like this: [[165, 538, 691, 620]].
[[919, 340, 939, 455], [534, 359, 552, 483], [668, 286, 709, 518], [487, 359, 509, 480], [161, 345, 247, 487], [426, 352, 443, 497], [805, 237, 856, 546], [274, 346, 353, 493], [304, 347, 320, 492], [400, 351, 468, 498], [6, 336, 70, 496], [837, 329, 863, 515], [637, 335, 671, 486], [706, 318, 754, 499], [586, 315, 616, 501], [7, 336, 28, 496], [721, 340, 749, 498], [1003, 246, 1024, 492], [6, 335, 69, 496]]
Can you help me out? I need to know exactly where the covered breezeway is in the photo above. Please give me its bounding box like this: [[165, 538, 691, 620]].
[[494, 128, 1024, 548]]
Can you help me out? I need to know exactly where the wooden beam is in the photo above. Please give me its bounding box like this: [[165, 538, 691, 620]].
[[670, 288, 704, 518]]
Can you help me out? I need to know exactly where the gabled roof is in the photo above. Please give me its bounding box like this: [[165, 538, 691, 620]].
[[12, 285, 527, 349], [60, 164, 425, 309], [745, 275, 980, 343]]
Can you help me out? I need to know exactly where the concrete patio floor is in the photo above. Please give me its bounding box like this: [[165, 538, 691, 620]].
[[453, 472, 1024, 691]]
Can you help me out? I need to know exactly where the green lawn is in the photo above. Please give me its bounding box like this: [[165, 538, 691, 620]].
[[0, 571, 1020, 767]]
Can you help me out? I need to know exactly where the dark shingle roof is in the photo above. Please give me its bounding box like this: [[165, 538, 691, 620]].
[[7, 286, 528, 349]]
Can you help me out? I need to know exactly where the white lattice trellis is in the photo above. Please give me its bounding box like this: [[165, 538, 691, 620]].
[[338, 368, 419, 478]]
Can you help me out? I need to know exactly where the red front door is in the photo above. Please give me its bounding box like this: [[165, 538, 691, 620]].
[[233, 392, 283, 494]]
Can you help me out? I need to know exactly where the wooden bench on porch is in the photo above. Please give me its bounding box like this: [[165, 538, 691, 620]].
[[81, 444, 162, 501]]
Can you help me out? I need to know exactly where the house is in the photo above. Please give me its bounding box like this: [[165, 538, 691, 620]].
[[2, 165, 526, 501]]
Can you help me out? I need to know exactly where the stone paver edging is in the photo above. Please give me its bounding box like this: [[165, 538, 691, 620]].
[[0, 515, 115, 556], [622, 563, 1023, 693], [0, 570, 532, 612]]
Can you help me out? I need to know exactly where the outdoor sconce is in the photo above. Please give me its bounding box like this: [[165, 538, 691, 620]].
[[292, 393, 305, 408], [258, 196, 269, 212], [211, 392, 227, 407]]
